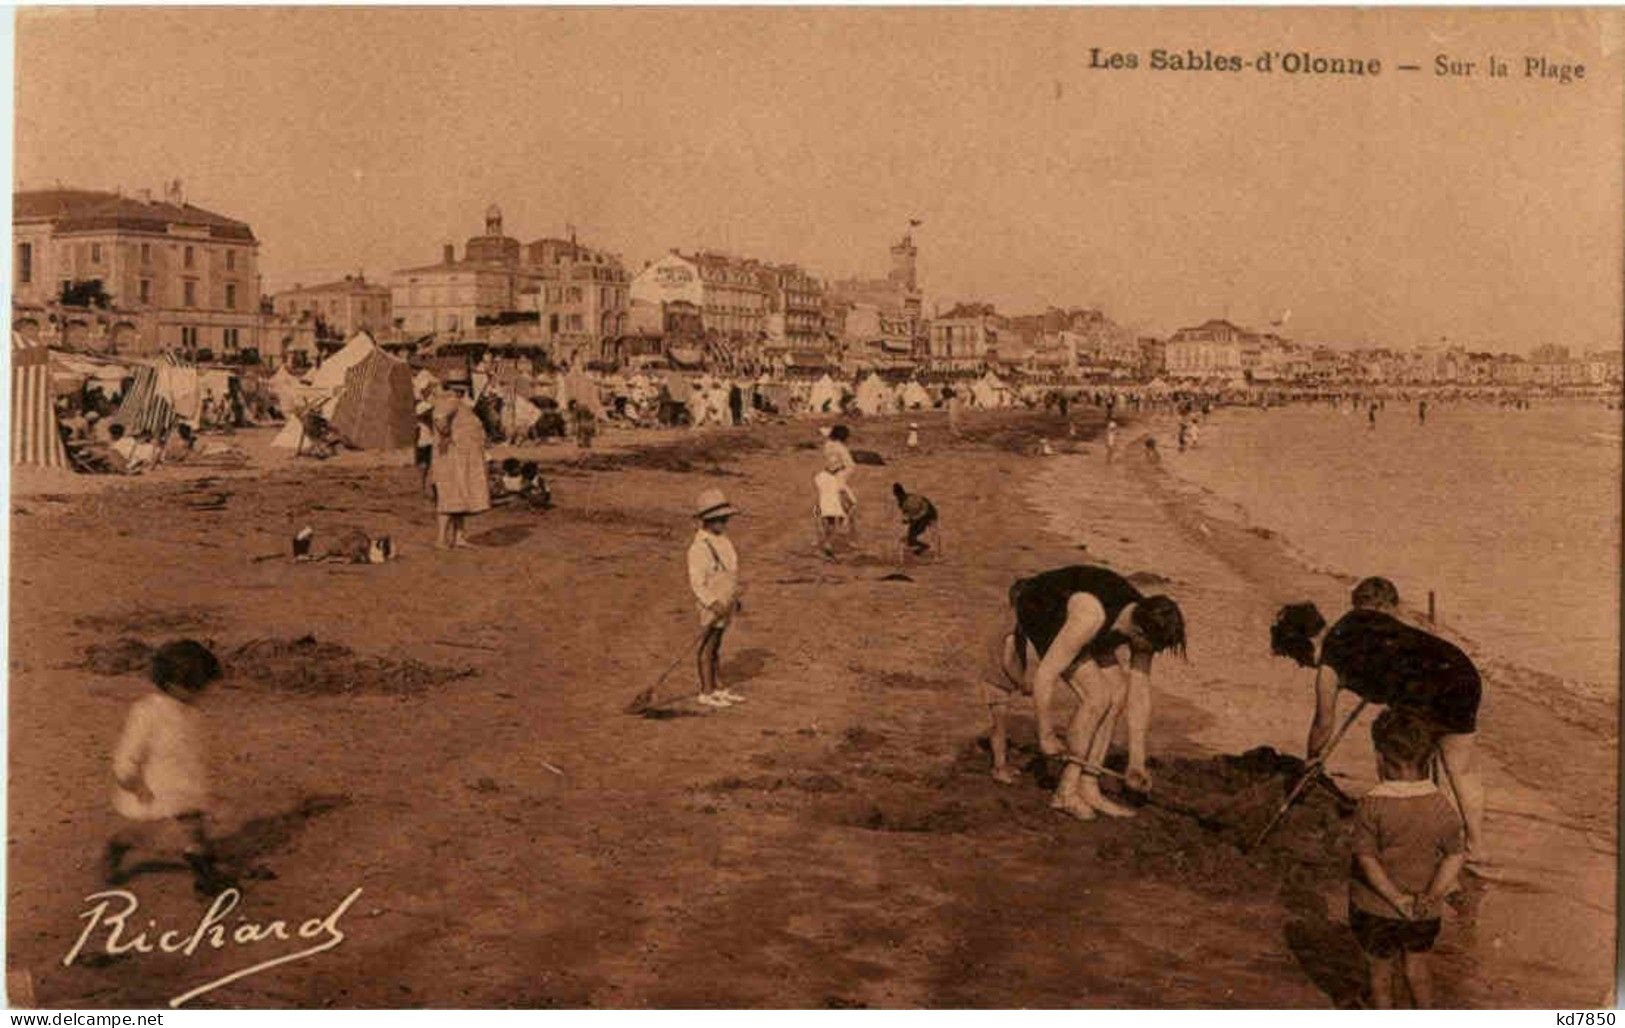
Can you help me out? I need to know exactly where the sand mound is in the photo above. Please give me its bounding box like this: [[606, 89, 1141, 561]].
[[227, 635, 478, 696], [81, 637, 154, 675], [1105, 747, 1354, 894], [959, 739, 1355, 895]]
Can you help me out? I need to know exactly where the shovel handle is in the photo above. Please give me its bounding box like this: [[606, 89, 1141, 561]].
[[1248, 699, 1369, 851]]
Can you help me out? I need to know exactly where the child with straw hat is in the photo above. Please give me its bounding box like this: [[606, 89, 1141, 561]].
[[688, 488, 745, 708]]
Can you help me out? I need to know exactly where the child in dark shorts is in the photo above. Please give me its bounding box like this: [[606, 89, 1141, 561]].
[[1350, 708, 1466, 1008]]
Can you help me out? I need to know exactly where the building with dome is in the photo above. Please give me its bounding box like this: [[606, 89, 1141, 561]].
[[389, 204, 537, 338]]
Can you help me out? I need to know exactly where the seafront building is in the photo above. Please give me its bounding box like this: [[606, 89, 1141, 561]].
[[272, 275, 392, 345], [12, 185, 263, 357], [827, 228, 926, 368], [527, 235, 631, 366], [19, 185, 1614, 390], [389, 206, 538, 339], [630, 250, 770, 347], [927, 303, 1010, 372], [1164, 318, 1247, 378]]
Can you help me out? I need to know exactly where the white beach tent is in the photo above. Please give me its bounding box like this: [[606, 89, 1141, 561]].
[[272, 332, 380, 453], [854, 374, 894, 416], [970, 371, 1008, 409], [266, 366, 315, 414], [307, 331, 380, 391], [807, 373, 842, 413], [898, 380, 933, 410], [555, 366, 603, 417]]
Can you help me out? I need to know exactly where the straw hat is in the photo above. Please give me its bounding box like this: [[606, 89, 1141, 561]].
[[694, 487, 740, 521]]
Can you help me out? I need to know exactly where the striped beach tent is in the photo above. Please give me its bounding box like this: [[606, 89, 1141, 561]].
[[113, 352, 193, 436], [327, 347, 415, 450], [11, 331, 69, 468]]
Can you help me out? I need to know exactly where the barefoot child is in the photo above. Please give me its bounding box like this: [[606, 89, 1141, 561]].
[[814, 455, 855, 560], [689, 489, 744, 708], [1350, 708, 1466, 1008], [104, 640, 235, 896]]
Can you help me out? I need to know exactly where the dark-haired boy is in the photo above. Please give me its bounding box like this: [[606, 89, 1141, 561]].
[[1350, 708, 1466, 1008]]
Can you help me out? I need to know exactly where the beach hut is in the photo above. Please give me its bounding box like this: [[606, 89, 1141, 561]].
[[807, 373, 842, 414], [11, 332, 69, 469]]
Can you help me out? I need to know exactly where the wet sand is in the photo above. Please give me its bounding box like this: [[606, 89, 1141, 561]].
[[7, 409, 1615, 1007]]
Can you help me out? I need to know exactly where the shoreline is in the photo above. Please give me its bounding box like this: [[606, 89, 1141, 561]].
[[1148, 403, 1620, 699], [7, 407, 1615, 1008]]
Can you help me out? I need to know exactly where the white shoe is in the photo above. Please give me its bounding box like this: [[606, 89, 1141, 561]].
[[696, 693, 729, 708], [716, 689, 746, 704]]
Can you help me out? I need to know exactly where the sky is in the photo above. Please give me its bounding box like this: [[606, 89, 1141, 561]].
[[14, 7, 1624, 352]]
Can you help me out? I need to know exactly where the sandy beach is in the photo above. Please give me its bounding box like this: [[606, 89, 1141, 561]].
[[7, 407, 1615, 1008]]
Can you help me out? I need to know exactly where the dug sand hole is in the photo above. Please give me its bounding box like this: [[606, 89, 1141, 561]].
[[228, 635, 478, 696]]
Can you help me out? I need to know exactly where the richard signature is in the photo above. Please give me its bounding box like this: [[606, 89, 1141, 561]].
[[63, 886, 364, 1007]]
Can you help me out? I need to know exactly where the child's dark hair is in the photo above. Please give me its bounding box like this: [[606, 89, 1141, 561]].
[[892, 482, 907, 502], [502, 456, 522, 475], [151, 639, 221, 695], [829, 424, 850, 442], [1351, 576, 1400, 611], [1270, 602, 1326, 668], [109, 423, 126, 440], [1371, 707, 1437, 767], [1132, 595, 1186, 658], [521, 460, 540, 478]]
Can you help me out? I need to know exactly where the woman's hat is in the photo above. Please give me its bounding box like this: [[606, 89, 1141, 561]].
[[694, 487, 740, 521]]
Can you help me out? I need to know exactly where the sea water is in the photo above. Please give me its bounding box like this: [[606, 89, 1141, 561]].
[[1168, 400, 1621, 695]]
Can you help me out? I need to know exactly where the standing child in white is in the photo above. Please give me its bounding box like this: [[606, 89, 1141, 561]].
[[814, 454, 856, 560], [688, 489, 744, 708], [104, 639, 234, 896]]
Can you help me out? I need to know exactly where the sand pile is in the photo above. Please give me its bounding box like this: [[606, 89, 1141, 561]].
[[950, 739, 1355, 895], [1095, 747, 1354, 895], [227, 635, 477, 696]]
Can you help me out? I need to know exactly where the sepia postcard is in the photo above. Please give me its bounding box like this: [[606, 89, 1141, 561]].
[[6, 5, 1621, 1011]]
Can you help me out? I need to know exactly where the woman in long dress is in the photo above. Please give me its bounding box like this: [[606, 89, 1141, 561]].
[[430, 387, 490, 549]]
